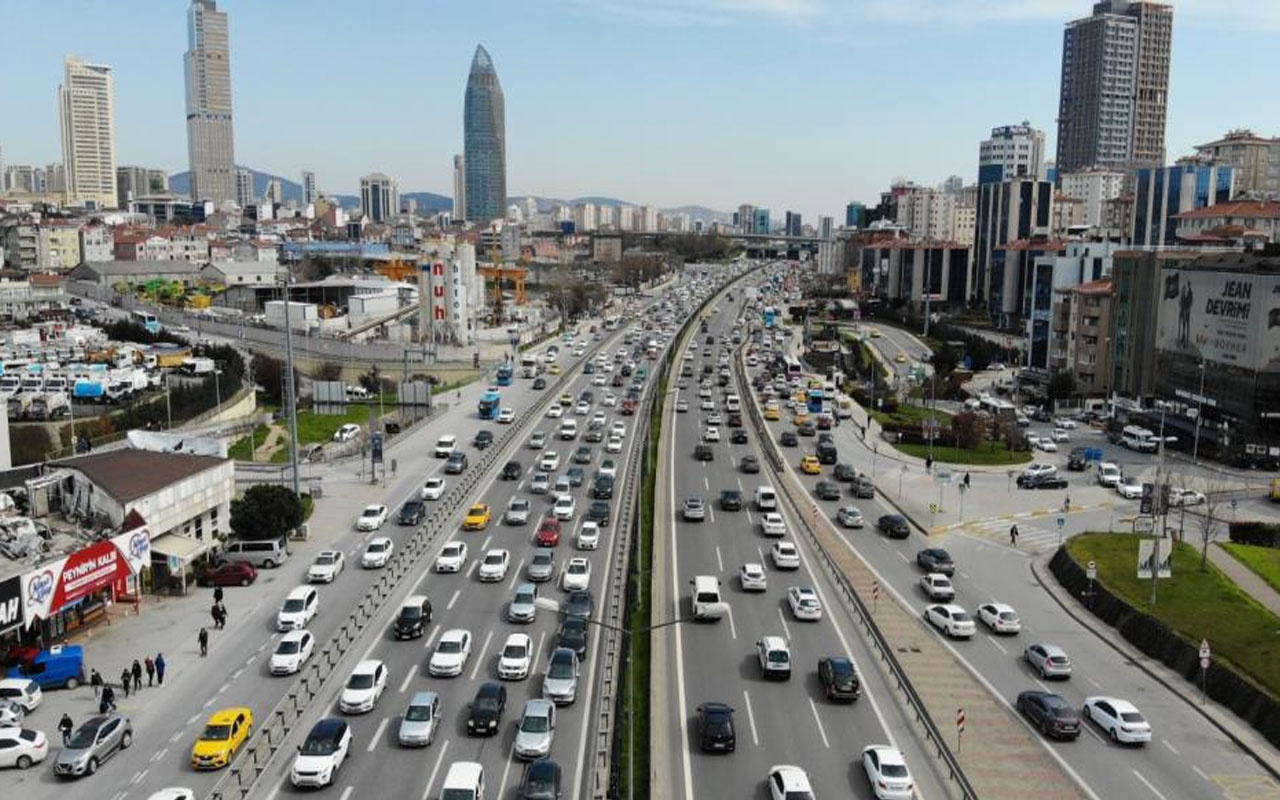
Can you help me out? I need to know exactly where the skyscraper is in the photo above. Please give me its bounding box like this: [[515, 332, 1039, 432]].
[[463, 45, 506, 224], [235, 167, 253, 207], [59, 55, 117, 208], [452, 155, 466, 220], [301, 171, 317, 205], [1055, 0, 1172, 176], [185, 0, 236, 204], [360, 173, 399, 223]]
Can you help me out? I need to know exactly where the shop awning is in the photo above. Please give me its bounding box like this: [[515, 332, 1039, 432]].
[[149, 533, 210, 565]]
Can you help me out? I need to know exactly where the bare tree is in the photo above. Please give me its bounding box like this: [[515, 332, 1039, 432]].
[[1196, 476, 1228, 571]]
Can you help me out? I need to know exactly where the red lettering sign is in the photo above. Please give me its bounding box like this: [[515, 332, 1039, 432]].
[[52, 540, 132, 610]]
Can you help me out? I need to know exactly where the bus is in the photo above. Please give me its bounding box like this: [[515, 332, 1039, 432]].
[[520, 355, 542, 378], [1121, 425, 1159, 452], [763, 306, 777, 328], [783, 355, 803, 382], [495, 362, 514, 386], [806, 388, 825, 414], [478, 390, 501, 420], [132, 310, 160, 334]]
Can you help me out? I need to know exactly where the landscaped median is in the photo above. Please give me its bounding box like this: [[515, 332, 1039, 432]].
[[1052, 534, 1280, 747], [1221, 541, 1280, 596]]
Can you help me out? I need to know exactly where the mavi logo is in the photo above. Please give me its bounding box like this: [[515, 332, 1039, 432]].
[[128, 532, 150, 560], [27, 570, 55, 605]]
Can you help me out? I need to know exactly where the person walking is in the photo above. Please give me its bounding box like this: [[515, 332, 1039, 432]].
[[210, 602, 222, 630], [154, 653, 166, 686], [963, 472, 971, 489], [925, 457, 933, 473], [99, 684, 115, 714], [120, 667, 132, 698], [198, 627, 209, 657], [213, 584, 223, 604], [1010, 524, 1019, 547], [131, 659, 143, 692], [144, 656, 155, 687], [89, 668, 103, 699], [58, 713, 73, 746], [217, 601, 228, 628]]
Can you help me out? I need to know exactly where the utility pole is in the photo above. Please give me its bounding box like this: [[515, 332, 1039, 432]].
[[1192, 361, 1206, 463], [281, 278, 302, 496], [1151, 409, 1168, 606]]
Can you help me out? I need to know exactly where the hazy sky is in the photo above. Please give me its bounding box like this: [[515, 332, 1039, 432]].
[[2, 0, 1276, 220]]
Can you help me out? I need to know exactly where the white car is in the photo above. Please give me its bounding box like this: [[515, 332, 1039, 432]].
[[861, 745, 915, 800], [307, 550, 344, 583], [740, 563, 768, 592], [0, 726, 47, 770], [836, 506, 864, 528], [1116, 476, 1143, 499], [529, 432, 547, 449], [606, 436, 623, 454], [977, 602, 1022, 634], [428, 629, 473, 677], [539, 452, 561, 472], [771, 541, 800, 570], [1082, 697, 1152, 744], [553, 494, 576, 521], [767, 765, 814, 800], [761, 512, 786, 537], [497, 633, 533, 680], [270, 630, 315, 676], [592, 375, 606, 386], [1022, 463, 1058, 480], [572, 401, 588, 416], [361, 537, 394, 569], [920, 573, 955, 601], [602, 392, 617, 407], [1096, 462, 1122, 487], [787, 587, 823, 620], [289, 719, 351, 788], [498, 407, 516, 424], [1168, 487, 1206, 507], [478, 549, 512, 582], [356, 504, 388, 531], [676, 399, 689, 413], [1051, 428, 1070, 443], [561, 557, 592, 591], [1054, 417, 1078, 430], [703, 427, 720, 442], [924, 604, 976, 638], [598, 460, 618, 479], [546, 404, 564, 418], [700, 398, 715, 411], [435, 542, 467, 573], [530, 472, 551, 494], [611, 421, 626, 438], [591, 411, 607, 428], [338, 659, 388, 714], [577, 521, 601, 550], [1035, 438, 1059, 453], [333, 423, 360, 442], [422, 477, 447, 500]]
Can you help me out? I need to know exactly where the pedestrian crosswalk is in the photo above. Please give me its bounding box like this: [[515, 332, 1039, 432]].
[[959, 515, 1065, 553]]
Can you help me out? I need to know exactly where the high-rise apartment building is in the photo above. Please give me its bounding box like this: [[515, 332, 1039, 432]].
[[463, 45, 506, 223], [1193, 130, 1280, 199], [452, 155, 466, 221], [4, 166, 35, 194], [301, 171, 317, 206], [44, 163, 67, 195], [979, 123, 1046, 185], [263, 178, 283, 205], [360, 173, 399, 224], [642, 205, 658, 233], [234, 168, 253, 208], [1056, 0, 1172, 176], [184, 0, 236, 204], [1059, 168, 1125, 228], [784, 211, 802, 237], [896, 188, 956, 241], [59, 55, 117, 208], [736, 204, 757, 234], [818, 216, 834, 239]]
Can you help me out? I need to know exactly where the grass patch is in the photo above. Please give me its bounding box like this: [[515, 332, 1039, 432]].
[[226, 424, 270, 461], [1220, 543, 1280, 596], [871, 404, 954, 428], [293, 404, 381, 445], [1067, 533, 1280, 700], [301, 494, 315, 521], [897, 442, 1032, 465]]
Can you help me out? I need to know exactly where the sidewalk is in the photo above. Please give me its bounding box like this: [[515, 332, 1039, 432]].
[[1208, 543, 1280, 617]]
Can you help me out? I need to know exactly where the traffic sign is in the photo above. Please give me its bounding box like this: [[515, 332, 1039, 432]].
[[1231, 499, 1239, 512], [1056, 515, 1066, 529], [956, 708, 965, 733], [1200, 657, 1210, 669], [1132, 515, 1155, 534], [1200, 639, 1211, 659], [1086, 560, 1097, 580], [929, 503, 939, 514], [872, 581, 880, 600]]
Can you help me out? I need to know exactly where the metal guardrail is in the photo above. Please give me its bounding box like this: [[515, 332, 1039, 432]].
[[734, 346, 980, 800], [207, 322, 637, 800]]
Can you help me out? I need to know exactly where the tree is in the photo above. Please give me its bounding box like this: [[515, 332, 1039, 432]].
[[950, 411, 987, 451], [229, 485, 303, 541], [314, 362, 344, 381], [929, 346, 959, 376], [1047, 371, 1077, 401], [1195, 478, 1227, 571], [252, 354, 294, 406]]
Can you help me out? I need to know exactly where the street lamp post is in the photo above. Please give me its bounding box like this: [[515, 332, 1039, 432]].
[[1192, 361, 1206, 463]]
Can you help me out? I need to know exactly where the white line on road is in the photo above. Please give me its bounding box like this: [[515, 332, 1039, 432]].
[[708, 505, 715, 524], [742, 689, 760, 746], [131, 768, 147, 784], [509, 559, 526, 588], [703, 475, 710, 490], [776, 606, 792, 640], [736, 478, 744, 491], [532, 630, 547, 669], [339, 787, 354, 800], [1033, 677, 1053, 694], [959, 571, 970, 580], [420, 739, 450, 800], [187, 713, 201, 725], [482, 535, 493, 550], [399, 667, 415, 693], [497, 742, 518, 799], [466, 561, 478, 578], [217, 682, 229, 694], [424, 624, 441, 649], [725, 602, 737, 640], [367, 717, 388, 752], [1082, 723, 1105, 744], [715, 546, 723, 571], [1132, 769, 1169, 800], [807, 698, 830, 748], [170, 730, 183, 743], [895, 551, 908, 563], [232, 667, 244, 679], [469, 630, 495, 681], [1161, 740, 1179, 756], [1191, 765, 1210, 781], [150, 748, 166, 762], [447, 589, 461, 610], [986, 635, 1008, 655], [746, 509, 754, 524], [1088, 678, 1103, 689]]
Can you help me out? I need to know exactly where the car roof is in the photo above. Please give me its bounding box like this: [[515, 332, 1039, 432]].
[[523, 698, 554, 715], [441, 628, 469, 641], [1089, 696, 1138, 711], [286, 586, 314, 599], [308, 717, 347, 739], [865, 745, 906, 766], [699, 702, 733, 716], [759, 635, 788, 648], [443, 761, 484, 784], [769, 765, 811, 789], [504, 632, 531, 646], [352, 659, 382, 673], [207, 707, 251, 724]]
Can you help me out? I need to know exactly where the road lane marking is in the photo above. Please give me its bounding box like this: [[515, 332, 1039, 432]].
[[466, 561, 478, 578], [446, 589, 461, 610], [482, 535, 493, 550], [671, 391, 696, 800], [424, 624, 441, 649], [469, 630, 495, 681], [150, 748, 166, 762], [895, 551, 908, 563], [807, 698, 830, 748], [1132, 769, 1169, 800], [497, 741, 518, 799], [131, 768, 147, 783], [715, 546, 723, 571], [532, 630, 547, 669], [398, 666, 416, 693], [725, 602, 738, 640], [366, 717, 389, 752], [1191, 765, 1210, 781], [746, 509, 754, 524], [776, 607, 792, 639], [509, 558, 526, 588], [1087, 678, 1103, 689], [708, 505, 715, 524], [339, 787, 354, 800], [170, 731, 183, 743], [1161, 740, 1179, 756], [1082, 723, 1106, 744], [986, 635, 1008, 655], [742, 689, 760, 746], [187, 713, 201, 725], [232, 667, 244, 679]]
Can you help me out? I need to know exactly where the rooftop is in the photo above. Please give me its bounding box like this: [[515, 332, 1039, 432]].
[[55, 450, 227, 503], [1174, 201, 1280, 220]]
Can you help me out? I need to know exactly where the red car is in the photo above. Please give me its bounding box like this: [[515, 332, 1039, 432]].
[[536, 517, 562, 547], [198, 561, 258, 587], [621, 399, 637, 416]]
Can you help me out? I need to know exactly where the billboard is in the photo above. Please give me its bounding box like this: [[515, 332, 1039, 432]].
[[1157, 268, 1280, 372]]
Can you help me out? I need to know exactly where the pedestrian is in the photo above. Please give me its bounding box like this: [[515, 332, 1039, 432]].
[[90, 668, 103, 699], [58, 713, 73, 746], [925, 457, 933, 473], [131, 659, 142, 692], [963, 472, 971, 489], [1010, 524, 1019, 547], [210, 602, 221, 629], [198, 627, 209, 657], [120, 667, 131, 698], [155, 653, 166, 686], [213, 584, 223, 603], [100, 684, 115, 713], [144, 656, 155, 687]]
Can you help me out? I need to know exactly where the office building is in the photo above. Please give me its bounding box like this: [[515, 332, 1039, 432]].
[[858, 239, 971, 310], [845, 202, 868, 229], [1028, 241, 1122, 371], [1193, 130, 1280, 199], [59, 55, 118, 208], [896, 188, 956, 242], [1131, 163, 1234, 248], [301, 170, 317, 206], [979, 123, 1047, 184], [1107, 248, 1196, 399], [359, 173, 398, 224], [184, 0, 236, 204], [1056, 0, 1173, 176], [818, 216, 833, 239], [234, 168, 253, 208], [263, 178, 283, 205], [785, 211, 802, 237], [753, 208, 771, 235], [973, 179, 1055, 326], [1059, 168, 1125, 228], [463, 45, 506, 223]]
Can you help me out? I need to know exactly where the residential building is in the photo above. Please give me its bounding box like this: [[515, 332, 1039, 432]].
[[951, 202, 976, 246], [736, 204, 756, 234], [112, 227, 210, 262], [818, 216, 833, 239], [1173, 200, 1280, 246], [184, 0, 237, 204], [978, 123, 1047, 184], [1055, 0, 1172, 176], [3, 165, 36, 194], [1054, 196, 1087, 234], [463, 45, 506, 224], [360, 173, 398, 224], [896, 187, 956, 241], [617, 205, 636, 232], [0, 271, 67, 320], [79, 222, 113, 262], [973, 179, 1055, 325], [234, 168, 253, 208], [1, 221, 83, 272], [1193, 130, 1280, 199], [573, 203, 597, 232], [301, 170, 316, 206], [592, 234, 622, 263], [522, 196, 537, 221], [263, 178, 283, 205], [1029, 241, 1122, 371], [43, 164, 67, 195], [942, 175, 965, 194], [1132, 163, 1235, 248], [1050, 279, 1113, 393], [59, 55, 118, 208], [1059, 168, 1125, 228], [642, 205, 658, 233]]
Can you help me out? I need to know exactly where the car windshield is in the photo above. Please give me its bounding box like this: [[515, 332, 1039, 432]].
[[443, 546, 462, 557], [316, 554, 337, 565], [400, 607, 422, 620], [300, 733, 340, 756], [361, 509, 379, 518], [485, 554, 504, 564], [881, 763, 909, 778], [67, 725, 100, 749], [201, 723, 232, 740], [438, 640, 463, 654], [347, 673, 375, 689], [367, 542, 387, 553], [276, 640, 300, 654], [549, 657, 574, 678], [829, 661, 853, 680], [475, 693, 502, 712], [503, 644, 527, 659], [569, 563, 587, 574], [282, 599, 304, 612], [405, 704, 433, 722], [515, 591, 534, 604], [521, 713, 551, 733], [533, 553, 552, 565]]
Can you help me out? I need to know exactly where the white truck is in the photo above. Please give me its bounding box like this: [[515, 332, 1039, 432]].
[[181, 357, 216, 376], [29, 393, 69, 420]]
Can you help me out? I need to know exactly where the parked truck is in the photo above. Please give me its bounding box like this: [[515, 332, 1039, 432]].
[[181, 357, 216, 376], [7, 393, 31, 419], [73, 377, 107, 403], [29, 393, 69, 419]]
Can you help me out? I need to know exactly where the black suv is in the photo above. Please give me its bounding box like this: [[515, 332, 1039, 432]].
[[397, 500, 425, 526], [814, 480, 841, 501], [833, 463, 857, 482], [393, 596, 433, 639], [740, 455, 760, 473], [720, 490, 743, 511], [558, 617, 589, 660], [1017, 473, 1068, 490], [877, 514, 910, 539], [730, 429, 748, 444], [694, 445, 714, 461], [916, 548, 955, 575], [796, 421, 816, 437], [593, 475, 615, 499], [1016, 691, 1081, 740], [586, 501, 611, 526], [851, 475, 875, 499], [696, 703, 736, 752], [1067, 447, 1089, 471], [501, 461, 523, 480], [818, 656, 861, 702], [533, 377, 547, 390], [474, 430, 494, 450], [467, 682, 507, 736]]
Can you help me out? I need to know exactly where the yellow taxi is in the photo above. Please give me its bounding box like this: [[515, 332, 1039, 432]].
[[894, 353, 907, 364], [559, 392, 575, 407], [869, 329, 882, 338], [548, 363, 562, 375], [191, 707, 253, 770], [763, 403, 781, 421], [463, 503, 492, 530], [793, 409, 810, 426], [799, 455, 822, 475]]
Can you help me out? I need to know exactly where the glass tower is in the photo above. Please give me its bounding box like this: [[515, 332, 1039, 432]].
[[464, 45, 507, 224]]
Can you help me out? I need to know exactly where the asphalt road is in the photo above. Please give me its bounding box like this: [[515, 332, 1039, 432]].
[[654, 289, 952, 800]]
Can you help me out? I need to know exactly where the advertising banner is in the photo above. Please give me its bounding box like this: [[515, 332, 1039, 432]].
[[0, 576, 22, 636], [19, 530, 150, 624], [1157, 268, 1280, 372]]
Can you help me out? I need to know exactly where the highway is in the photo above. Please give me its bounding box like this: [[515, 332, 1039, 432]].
[[653, 289, 952, 799]]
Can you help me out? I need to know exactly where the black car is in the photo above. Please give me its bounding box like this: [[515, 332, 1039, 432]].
[[833, 463, 857, 482], [818, 656, 861, 702], [564, 589, 595, 619], [583, 362, 595, 374], [397, 500, 425, 526], [444, 452, 469, 474], [817, 432, 835, 445], [558, 617, 589, 660], [740, 455, 760, 473], [584, 428, 605, 443], [916, 548, 955, 575], [816, 442, 838, 465], [1067, 447, 1089, 471], [877, 514, 910, 539], [780, 431, 798, 447], [383, 420, 401, 435], [593, 475, 614, 499], [1017, 473, 1069, 490], [814, 480, 841, 501], [796, 421, 816, 437], [1016, 691, 1081, 739], [694, 445, 714, 461], [393, 596, 432, 639], [501, 461, 523, 480], [612, 374, 625, 387], [720, 489, 743, 511], [727, 412, 743, 428], [519, 758, 563, 800], [730, 429, 748, 445], [474, 430, 494, 450], [532, 377, 547, 390], [851, 475, 876, 499], [566, 466, 585, 487], [467, 682, 507, 736], [586, 501, 611, 526], [696, 702, 737, 752]]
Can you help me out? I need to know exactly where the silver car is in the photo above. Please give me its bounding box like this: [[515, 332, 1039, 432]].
[[397, 691, 440, 747], [1024, 642, 1073, 679], [508, 582, 538, 623], [54, 713, 132, 777], [542, 647, 580, 706], [514, 699, 556, 760], [505, 498, 532, 525], [527, 548, 556, 583]]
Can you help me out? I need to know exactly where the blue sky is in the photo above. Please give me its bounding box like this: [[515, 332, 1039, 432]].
[[2, 0, 1276, 220]]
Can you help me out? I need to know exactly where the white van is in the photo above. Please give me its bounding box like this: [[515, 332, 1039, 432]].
[[1096, 462, 1122, 487], [440, 761, 485, 800], [725, 394, 741, 413], [690, 575, 726, 620], [434, 435, 458, 458], [559, 419, 579, 441], [223, 538, 289, 568], [754, 485, 777, 512]]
